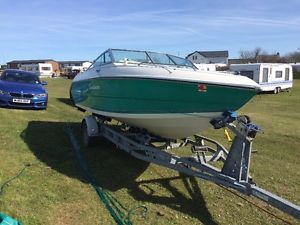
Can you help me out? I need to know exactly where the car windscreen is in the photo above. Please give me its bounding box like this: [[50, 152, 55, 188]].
[[0, 71, 41, 84]]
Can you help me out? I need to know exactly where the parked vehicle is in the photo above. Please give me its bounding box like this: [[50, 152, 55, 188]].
[[0, 69, 48, 109], [67, 69, 81, 79], [21, 63, 53, 77], [229, 63, 293, 93]]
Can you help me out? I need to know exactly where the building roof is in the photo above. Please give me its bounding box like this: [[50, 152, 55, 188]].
[[7, 59, 55, 64], [187, 51, 228, 58]]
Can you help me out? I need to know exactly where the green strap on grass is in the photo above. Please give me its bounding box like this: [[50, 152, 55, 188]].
[[0, 165, 29, 225], [65, 127, 147, 225], [0, 164, 30, 196]]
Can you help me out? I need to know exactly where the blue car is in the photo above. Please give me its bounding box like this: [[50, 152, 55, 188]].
[[0, 69, 48, 109]]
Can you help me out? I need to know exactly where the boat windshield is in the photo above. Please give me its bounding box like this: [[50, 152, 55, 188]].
[[110, 49, 196, 69], [168, 55, 195, 68], [146, 52, 175, 65], [111, 50, 150, 63]]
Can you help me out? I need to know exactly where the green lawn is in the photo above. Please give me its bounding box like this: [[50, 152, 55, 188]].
[[0, 78, 299, 225]]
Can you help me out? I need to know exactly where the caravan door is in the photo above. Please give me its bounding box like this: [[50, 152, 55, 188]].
[[262, 68, 268, 82], [285, 68, 290, 81]]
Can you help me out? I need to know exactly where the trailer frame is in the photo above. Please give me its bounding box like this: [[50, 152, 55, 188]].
[[81, 113, 300, 219]]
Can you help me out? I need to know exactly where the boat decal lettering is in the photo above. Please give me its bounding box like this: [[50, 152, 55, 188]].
[[89, 85, 101, 90]]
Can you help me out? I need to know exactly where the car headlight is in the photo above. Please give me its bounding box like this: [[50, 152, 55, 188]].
[[0, 90, 8, 95], [36, 93, 47, 98]]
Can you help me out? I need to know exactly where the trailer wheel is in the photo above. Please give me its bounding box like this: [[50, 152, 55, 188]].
[[274, 87, 281, 94], [82, 120, 96, 147], [277, 87, 281, 93], [69, 90, 74, 105]]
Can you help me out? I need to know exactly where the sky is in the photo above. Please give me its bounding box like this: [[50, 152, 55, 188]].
[[0, 0, 299, 64]]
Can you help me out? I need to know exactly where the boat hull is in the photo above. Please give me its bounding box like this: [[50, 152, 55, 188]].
[[71, 77, 256, 138]]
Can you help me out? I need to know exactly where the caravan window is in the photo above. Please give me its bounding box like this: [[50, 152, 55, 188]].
[[41, 67, 51, 71], [275, 71, 282, 78]]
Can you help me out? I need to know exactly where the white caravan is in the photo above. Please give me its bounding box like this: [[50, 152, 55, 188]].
[[229, 63, 293, 93], [21, 63, 53, 77]]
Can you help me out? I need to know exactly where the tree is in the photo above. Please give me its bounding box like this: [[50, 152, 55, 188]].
[[253, 47, 263, 61], [239, 50, 254, 59], [239, 47, 264, 62], [239, 47, 287, 63], [285, 51, 300, 63]]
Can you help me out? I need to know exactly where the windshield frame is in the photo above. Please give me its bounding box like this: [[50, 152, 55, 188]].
[[89, 48, 197, 69]]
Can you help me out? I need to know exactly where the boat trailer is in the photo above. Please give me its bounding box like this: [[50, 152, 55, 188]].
[[81, 112, 300, 220]]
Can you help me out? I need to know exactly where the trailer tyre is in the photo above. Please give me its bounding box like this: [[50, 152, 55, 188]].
[[277, 87, 281, 93], [274, 87, 281, 94], [69, 89, 74, 105], [82, 120, 97, 147]]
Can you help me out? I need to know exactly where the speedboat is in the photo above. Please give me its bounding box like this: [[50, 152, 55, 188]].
[[70, 49, 260, 139]]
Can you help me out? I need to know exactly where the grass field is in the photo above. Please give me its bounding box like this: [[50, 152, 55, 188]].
[[0, 78, 299, 225]]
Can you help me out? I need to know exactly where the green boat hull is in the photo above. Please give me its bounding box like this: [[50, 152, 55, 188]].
[[71, 77, 256, 114]]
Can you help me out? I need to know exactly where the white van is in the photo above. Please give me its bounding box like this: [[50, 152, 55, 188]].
[[229, 63, 293, 93]]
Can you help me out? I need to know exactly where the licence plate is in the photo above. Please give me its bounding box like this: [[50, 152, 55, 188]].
[[12, 98, 31, 104]]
